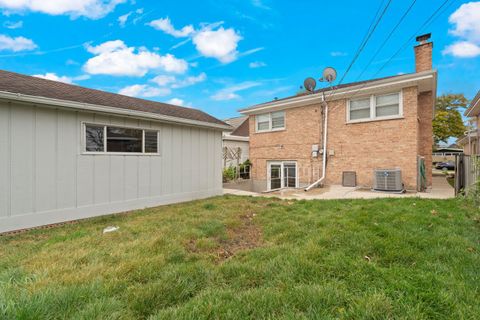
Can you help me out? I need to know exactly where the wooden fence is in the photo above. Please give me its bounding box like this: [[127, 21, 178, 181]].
[[455, 154, 480, 195]]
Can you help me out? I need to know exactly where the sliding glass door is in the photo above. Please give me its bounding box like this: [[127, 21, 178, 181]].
[[268, 161, 297, 190]]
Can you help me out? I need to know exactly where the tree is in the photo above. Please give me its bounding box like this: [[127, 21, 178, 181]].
[[433, 94, 468, 145]]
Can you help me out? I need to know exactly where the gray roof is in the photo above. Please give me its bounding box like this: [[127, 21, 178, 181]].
[[223, 116, 248, 130], [0, 69, 226, 126]]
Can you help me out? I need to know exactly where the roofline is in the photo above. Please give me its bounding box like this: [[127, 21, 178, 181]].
[[239, 70, 437, 114], [222, 134, 249, 142], [0, 90, 231, 130], [464, 91, 480, 117]]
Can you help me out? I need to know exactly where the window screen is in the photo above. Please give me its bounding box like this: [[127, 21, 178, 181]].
[[349, 98, 371, 120], [85, 125, 104, 152], [257, 114, 270, 131], [375, 93, 400, 117], [106, 127, 143, 153], [144, 130, 158, 153], [271, 111, 285, 129]]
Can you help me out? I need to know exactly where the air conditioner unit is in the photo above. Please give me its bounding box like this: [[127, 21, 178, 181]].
[[373, 168, 404, 193]]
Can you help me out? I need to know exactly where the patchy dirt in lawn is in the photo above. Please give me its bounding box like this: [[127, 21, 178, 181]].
[[187, 212, 262, 262]]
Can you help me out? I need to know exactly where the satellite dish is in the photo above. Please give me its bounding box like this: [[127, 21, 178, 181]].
[[321, 67, 337, 83], [303, 77, 317, 93]]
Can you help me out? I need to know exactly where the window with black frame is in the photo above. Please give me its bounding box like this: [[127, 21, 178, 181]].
[[107, 127, 143, 153], [84, 124, 159, 154]]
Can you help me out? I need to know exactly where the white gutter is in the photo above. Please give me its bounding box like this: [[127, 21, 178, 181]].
[[465, 96, 480, 117], [239, 71, 436, 115], [0, 90, 231, 130], [305, 97, 328, 191]]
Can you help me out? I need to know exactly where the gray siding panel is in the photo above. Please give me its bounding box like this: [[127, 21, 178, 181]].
[[10, 105, 35, 216], [0, 103, 223, 232], [0, 104, 10, 217]]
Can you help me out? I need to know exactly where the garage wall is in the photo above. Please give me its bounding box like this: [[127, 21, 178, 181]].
[[0, 101, 223, 232]]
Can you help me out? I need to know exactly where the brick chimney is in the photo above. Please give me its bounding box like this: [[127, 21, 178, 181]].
[[414, 33, 433, 73]]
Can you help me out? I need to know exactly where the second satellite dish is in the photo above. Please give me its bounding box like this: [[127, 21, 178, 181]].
[[303, 77, 317, 93], [322, 67, 337, 83]]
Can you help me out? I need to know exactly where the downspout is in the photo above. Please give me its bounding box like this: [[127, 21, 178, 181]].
[[305, 95, 328, 191]]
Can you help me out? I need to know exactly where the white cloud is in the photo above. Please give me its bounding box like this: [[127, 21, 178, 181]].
[[3, 20, 22, 29], [118, 12, 131, 27], [0, 0, 126, 19], [83, 40, 188, 76], [118, 84, 171, 98], [251, 0, 271, 10], [330, 51, 347, 57], [151, 72, 206, 88], [32, 72, 91, 84], [0, 34, 36, 51], [33, 73, 73, 84], [148, 17, 245, 63], [193, 27, 242, 63], [449, 2, 480, 42], [443, 41, 480, 58], [211, 81, 261, 101], [249, 61, 266, 68], [151, 75, 176, 86], [148, 17, 194, 38], [166, 98, 185, 106], [444, 2, 480, 58], [172, 72, 206, 88]]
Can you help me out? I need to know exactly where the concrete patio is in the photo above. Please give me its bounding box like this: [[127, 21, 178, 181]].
[[224, 175, 455, 200]]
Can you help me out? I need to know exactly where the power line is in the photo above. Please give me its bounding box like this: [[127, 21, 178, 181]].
[[345, 0, 453, 101], [354, 0, 417, 82], [336, 0, 393, 86]]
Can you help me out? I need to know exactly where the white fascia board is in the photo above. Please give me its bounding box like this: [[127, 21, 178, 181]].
[[223, 134, 249, 142], [239, 70, 437, 115], [465, 96, 480, 117], [0, 90, 231, 130]]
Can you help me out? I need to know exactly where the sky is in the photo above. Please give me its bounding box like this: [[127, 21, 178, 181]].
[[0, 0, 479, 120]]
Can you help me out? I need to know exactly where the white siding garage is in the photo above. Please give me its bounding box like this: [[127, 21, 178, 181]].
[[0, 70, 229, 233]]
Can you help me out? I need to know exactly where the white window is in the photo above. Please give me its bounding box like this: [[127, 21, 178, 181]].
[[256, 111, 285, 132], [84, 124, 159, 155], [347, 91, 402, 122], [256, 114, 270, 132]]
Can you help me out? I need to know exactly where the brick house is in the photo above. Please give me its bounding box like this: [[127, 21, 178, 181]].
[[239, 34, 437, 192]]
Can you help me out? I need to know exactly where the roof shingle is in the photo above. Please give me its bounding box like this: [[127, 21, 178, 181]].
[[0, 69, 226, 126]]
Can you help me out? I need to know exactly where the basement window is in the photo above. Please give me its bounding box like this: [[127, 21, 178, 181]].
[[256, 111, 285, 132], [84, 124, 159, 155], [347, 91, 402, 123]]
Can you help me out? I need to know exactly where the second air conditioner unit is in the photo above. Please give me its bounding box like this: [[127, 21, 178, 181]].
[[373, 168, 404, 193]]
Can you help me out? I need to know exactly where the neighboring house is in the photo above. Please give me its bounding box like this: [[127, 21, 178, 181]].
[[0, 70, 229, 233], [222, 116, 249, 168], [239, 34, 436, 192], [432, 147, 463, 164], [458, 90, 480, 155]]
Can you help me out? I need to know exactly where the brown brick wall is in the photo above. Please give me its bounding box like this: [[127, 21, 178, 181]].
[[417, 91, 434, 186], [414, 42, 433, 73], [249, 105, 323, 187], [249, 86, 431, 191]]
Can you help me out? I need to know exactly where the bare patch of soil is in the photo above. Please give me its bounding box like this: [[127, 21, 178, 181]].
[[187, 213, 262, 262]]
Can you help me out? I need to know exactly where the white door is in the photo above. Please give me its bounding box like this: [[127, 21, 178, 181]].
[[268, 161, 297, 190]]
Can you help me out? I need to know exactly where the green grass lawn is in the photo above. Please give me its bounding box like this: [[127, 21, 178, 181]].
[[1, 196, 479, 319]]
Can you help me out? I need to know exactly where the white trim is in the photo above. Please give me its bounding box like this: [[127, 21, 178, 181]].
[[346, 90, 403, 123], [82, 122, 161, 156], [255, 111, 286, 133], [222, 134, 249, 142], [239, 71, 436, 115], [465, 95, 480, 117], [0, 90, 231, 130], [267, 161, 298, 191]]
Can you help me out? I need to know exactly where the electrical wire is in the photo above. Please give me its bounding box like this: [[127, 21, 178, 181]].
[[354, 0, 418, 82], [344, 0, 453, 101], [336, 0, 393, 86], [325, 0, 392, 101]]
